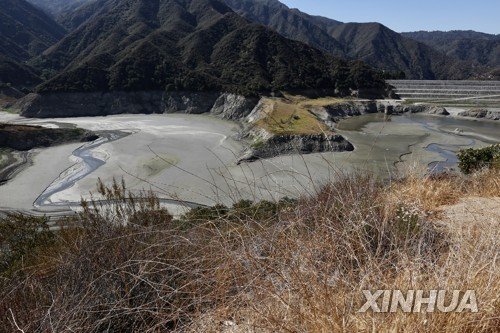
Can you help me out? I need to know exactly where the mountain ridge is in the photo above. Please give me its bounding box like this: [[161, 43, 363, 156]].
[[0, 0, 67, 87], [27, 0, 93, 17], [402, 30, 500, 68], [223, 0, 489, 80], [0, 0, 66, 62], [31, 0, 385, 97], [24, 0, 498, 80]]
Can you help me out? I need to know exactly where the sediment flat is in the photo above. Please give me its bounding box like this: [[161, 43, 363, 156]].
[[0, 111, 498, 216]]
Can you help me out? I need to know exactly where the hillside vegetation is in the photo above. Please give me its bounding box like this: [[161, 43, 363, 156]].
[[0, 0, 65, 62], [224, 0, 484, 80], [403, 30, 500, 68], [0, 56, 41, 88], [31, 0, 386, 96], [27, 0, 92, 17], [0, 0, 66, 88], [0, 166, 498, 332]]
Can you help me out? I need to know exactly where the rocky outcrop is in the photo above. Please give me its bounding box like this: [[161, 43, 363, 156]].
[[457, 109, 500, 120], [393, 104, 450, 116], [316, 101, 449, 121], [163, 92, 220, 115], [17, 91, 260, 119], [239, 133, 354, 163], [0, 124, 97, 151], [321, 101, 379, 121], [210, 94, 260, 120]]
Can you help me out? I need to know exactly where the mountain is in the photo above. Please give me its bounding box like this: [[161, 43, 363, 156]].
[[26, 0, 93, 17], [27, 0, 97, 31], [33, 0, 385, 96], [328, 22, 479, 79], [56, 0, 103, 31], [225, 0, 344, 57], [402, 30, 500, 68], [0, 55, 41, 87], [404, 30, 500, 41], [224, 0, 483, 80], [0, 0, 66, 87], [0, 0, 66, 62]]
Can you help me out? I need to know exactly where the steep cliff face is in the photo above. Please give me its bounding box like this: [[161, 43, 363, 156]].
[[239, 133, 354, 163], [211, 94, 260, 120], [162, 92, 220, 115], [321, 101, 379, 121], [18, 91, 260, 119]]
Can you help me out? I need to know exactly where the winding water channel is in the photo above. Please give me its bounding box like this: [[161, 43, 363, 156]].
[[33, 131, 130, 208]]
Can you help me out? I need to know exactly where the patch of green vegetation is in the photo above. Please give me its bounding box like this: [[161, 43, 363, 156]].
[[141, 154, 180, 177], [0, 214, 54, 275], [251, 139, 265, 149], [457, 144, 500, 174], [283, 94, 345, 107], [180, 198, 297, 226]]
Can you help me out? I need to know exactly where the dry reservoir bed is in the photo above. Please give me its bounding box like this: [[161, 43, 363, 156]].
[[0, 112, 498, 215]]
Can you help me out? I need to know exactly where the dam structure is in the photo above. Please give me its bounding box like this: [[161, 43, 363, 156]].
[[388, 80, 500, 108]]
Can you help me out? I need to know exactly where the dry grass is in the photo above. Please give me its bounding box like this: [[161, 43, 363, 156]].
[[0, 170, 499, 332], [255, 97, 335, 135], [291, 95, 345, 109], [388, 167, 500, 211]]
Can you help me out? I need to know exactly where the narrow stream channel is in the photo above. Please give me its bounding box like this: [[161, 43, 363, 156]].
[[34, 131, 130, 207]]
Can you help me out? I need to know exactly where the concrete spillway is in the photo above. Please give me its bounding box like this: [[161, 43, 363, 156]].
[[388, 80, 500, 107]]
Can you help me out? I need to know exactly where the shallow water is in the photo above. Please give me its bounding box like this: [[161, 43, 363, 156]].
[[335, 113, 391, 131], [336, 114, 498, 173], [426, 143, 461, 172]]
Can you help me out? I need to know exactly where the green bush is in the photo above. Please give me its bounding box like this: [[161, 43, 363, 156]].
[[457, 144, 500, 174], [0, 214, 54, 274], [180, 198, 298, 225]]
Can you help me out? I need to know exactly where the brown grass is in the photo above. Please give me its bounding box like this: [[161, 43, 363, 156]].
[[388, 167, 500, 211], [255, 97, 334, 135], [0, 170, 499, 332]]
